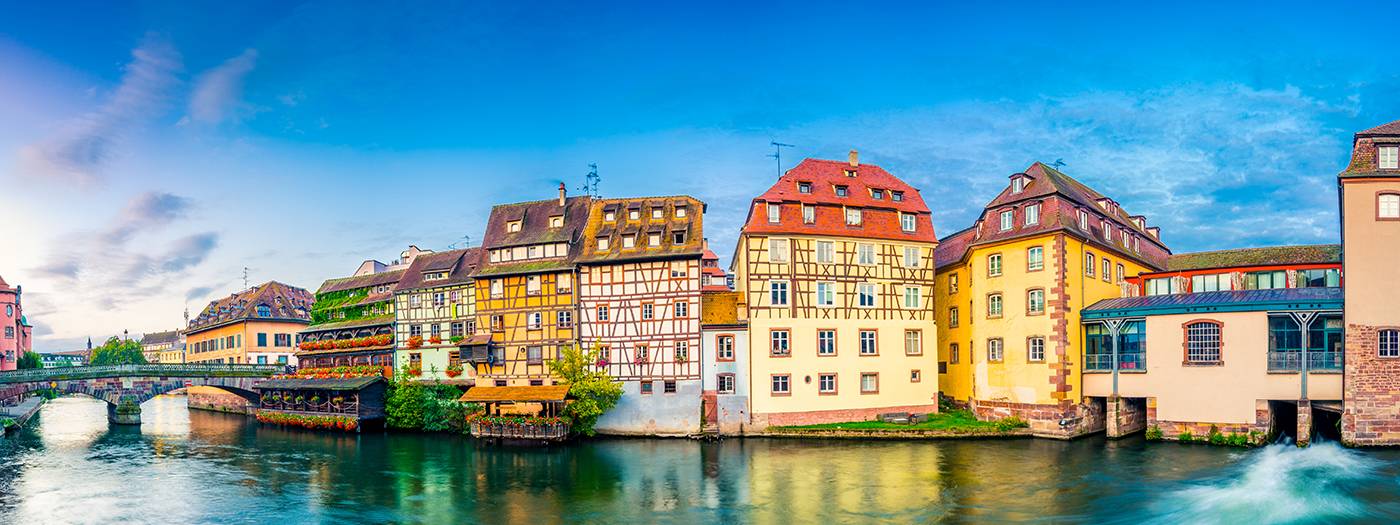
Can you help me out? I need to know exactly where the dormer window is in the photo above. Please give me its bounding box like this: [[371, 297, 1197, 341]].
[[900, 212, 916, 232], [673, 231, 686, 244], [623, 235, 636, 248], [648, 233, 661, 246], [1078, 210, 1089, 230], [605, 211, 616, 222], [507, 221, 522, 233], [845, 207, 862, 226], [835, 185, 849, 197], [798, 182, 812, 194], [892, 191, 904, 202], [767, 203, 781, 223], [256, 305, 271, 318], [1024, 203, 1040, 226], [844, 169, 857, 177], [1011, 176, 1026, 194], [1381, 146, 1399, 169], [424, 271, 448, 281], [598, 237, 610, 250], [1000, 210, 1013, 231], [629, 209, 640, 220], [549, 216, 563, 228], [871, 189, 885, 200], [676, 207, 687, 218], [1102, 220, 1113, 241], [652, 208, 664, 219], [1134, 217, 1145, 229]]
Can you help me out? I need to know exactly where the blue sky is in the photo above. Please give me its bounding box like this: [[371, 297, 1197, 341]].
[[2, 1, 1398, 351]]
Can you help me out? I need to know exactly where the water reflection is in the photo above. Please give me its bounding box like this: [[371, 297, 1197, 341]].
[[4, 396, 1400, 523]]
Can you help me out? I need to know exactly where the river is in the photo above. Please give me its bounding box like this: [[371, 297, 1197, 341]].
[[2, 396, 1399, 524]]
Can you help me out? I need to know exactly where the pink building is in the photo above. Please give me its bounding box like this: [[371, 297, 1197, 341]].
[[0, 275, 34, 371]]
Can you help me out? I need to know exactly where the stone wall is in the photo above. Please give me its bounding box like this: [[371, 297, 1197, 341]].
[[187, 386, 254, 415], [971, 399, 1103, 439], [1148, 398, 1274, 444], [753, 403, 940, 429], [594, 379, 703, 436], [1106, 396, 1146, 438], [1343, 324, 1400, 446]]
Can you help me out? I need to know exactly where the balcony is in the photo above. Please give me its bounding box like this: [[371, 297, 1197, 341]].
[[1084, 352, 1146, 372], [1268, 351, 1343, 372], [470, 422, 569, 441]]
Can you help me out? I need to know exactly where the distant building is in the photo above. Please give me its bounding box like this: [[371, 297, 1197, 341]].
[[185, 281, 313, 365], [40, 350, 87, 368], [140, 330, 183, 363], [0, 275, 33, 371]]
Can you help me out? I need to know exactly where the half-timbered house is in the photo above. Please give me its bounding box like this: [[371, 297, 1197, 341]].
[[734, 151, 941, 427], [473, 185, 590, 387], [576, 196, 706, 435], [297, 248, 431, 369], [392, 247, 485, 383]]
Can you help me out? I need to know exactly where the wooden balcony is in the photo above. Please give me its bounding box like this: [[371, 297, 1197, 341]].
[[470, 422, 569, 441]]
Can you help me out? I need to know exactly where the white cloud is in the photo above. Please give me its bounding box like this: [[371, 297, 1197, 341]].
[[188, 48, 258, 124]]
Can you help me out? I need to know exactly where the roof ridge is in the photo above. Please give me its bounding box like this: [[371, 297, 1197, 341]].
[[490, 195, 592, 209], [1171, 243, 1341, 256]]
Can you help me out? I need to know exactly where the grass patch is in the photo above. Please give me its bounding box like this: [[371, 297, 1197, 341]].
[[774, 409, 1025, 433]]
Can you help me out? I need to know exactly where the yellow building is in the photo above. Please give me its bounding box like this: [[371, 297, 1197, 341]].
[[185, 281, 313, 365], [734, 153, 940, 427], [473, 186, 590, 387], [934, 162, 1169, 437]]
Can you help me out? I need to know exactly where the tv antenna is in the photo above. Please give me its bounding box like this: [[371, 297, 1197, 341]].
[[447, 234, 473, 250], [579, 163, 601, 198], [1051, 158, 1066, 169], [242, 267, 250, 289], [769, 141, 794, 178]]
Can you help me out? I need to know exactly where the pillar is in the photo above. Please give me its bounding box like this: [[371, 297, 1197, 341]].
[[1296, 399, 1311, 447], [1106, 396, 1123, 438], [108, 396, 142, 425]]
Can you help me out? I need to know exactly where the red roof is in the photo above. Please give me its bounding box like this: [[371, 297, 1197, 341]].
[[1358, 119, 1400, 136], [741, 158, 938, 243]]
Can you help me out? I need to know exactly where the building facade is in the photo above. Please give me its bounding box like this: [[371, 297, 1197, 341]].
[[473, 185, 590, 387], [577, 196, 706, 435], [701, 289, 751, 434], [392, 248, 484, 383], [185, 281, 313, 364], [935, 162, 1170, 437], [140, 330, 182, 363], [1339, 120, 1400, 446], [1128, 245, 1341, 296], [297, 247, 428, 369], [0, 275, 32, 371], [734, 152, 940, 427]]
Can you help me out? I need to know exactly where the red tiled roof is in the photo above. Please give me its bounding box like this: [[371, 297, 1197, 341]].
[[741, 158, 938, 243], [1358, 119, 1400, 136], [393, 248, 482, 292], [188, 281, 314, 334]]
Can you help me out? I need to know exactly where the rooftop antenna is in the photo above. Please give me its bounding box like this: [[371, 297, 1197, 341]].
[[243, 267, 250, 290], [769, 141, 794, 178], [581, 163, 600, 198], [447, 234, 473, 250], [1051, 158, 1066, 169]]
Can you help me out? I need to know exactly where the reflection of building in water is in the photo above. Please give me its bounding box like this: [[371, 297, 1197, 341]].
[[739, 439, 944, 522]]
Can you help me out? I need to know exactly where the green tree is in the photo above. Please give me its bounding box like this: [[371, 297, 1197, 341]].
[[548, 342, 622, 436], [88, 337, 147, 365], [16, 351, 42, 370]]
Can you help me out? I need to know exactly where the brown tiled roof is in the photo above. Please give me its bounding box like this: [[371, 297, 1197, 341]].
[[701, 291, 746, 327], [317, 269, 407, 294], [1164, 244, 1341, 272], [933, 227, 977, 269], [140, 330, 180, 346], [1358, 119, 1400, 136], [481, 196, 592, 250], [299, 314, 395, 335], [741, 158, 938, 243], [393, 248, 482, 292], [459, 385, 571, 402], [1341, 120, 1400, 179], [577, 196, 705, 264], [188, 281, 314, 334]]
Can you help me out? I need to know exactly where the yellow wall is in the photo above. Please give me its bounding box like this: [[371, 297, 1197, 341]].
[[186, 320, 303, 364], [474, 271, 575, 385]]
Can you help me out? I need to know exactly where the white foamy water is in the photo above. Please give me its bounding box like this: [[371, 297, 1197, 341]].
[[1149, 441, 1380, 524]]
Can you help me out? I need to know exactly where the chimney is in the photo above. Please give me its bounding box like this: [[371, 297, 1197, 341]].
[[558, 182, 567, 207], [848, 149, 859, 167]]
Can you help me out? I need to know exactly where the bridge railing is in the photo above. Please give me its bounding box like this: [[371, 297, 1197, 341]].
[[0, 364, 285, 384]]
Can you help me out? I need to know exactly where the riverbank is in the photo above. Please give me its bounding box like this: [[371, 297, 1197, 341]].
[[0, 395, 45, 434], [763, 409, 1033, 440]]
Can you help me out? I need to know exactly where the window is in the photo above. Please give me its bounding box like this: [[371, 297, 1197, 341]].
[[872, 189, 885, 200], [999, 210, 1013, 231], [508, 221, 522, 232], [798, 181, 812, 193], [1245, 271, 1287, 290], [1012, 176, 1025, 193], [903, 246, 920, 268], [1380, 194, 1400, 219], [770, 330, 790, 356], [623, 235, 636, 248], [949, 274, 959, 294], [675, 301, 688, 318], [257, 333, 267, 347], [629, 209, 640, 220], [769, 281, 789, 306], [1102, 220, 1112, 241], [1085, 253, 1096, 277], [1025, 203, 1039, 226], [1027, 247, 1043, 271], [673, 231, 687, 244], [430, 323, 442, 339], [1381, 330, 1400, 358], [558, 273, 572, 293], [642, 303, 654, 320], [652, 208, 664, 219], [859, 330, 878, 355], [1381, 146, 1400, 169], [987, 338, 1004, 362], [648, 233, 661, 246], [912, 369, 923, 382], [450, 322, 464, 338], [524, 346, 543, 364], [901, 213, 916, 232], [641, 381, 654, 394], [770, 238, 790, 262], [1027, 289, 1045, 315], [767, 203, 781, 223], [988, 254, 1003, 277], [892, 191, 904, 202], [718, 374, 735, 394], [818, 329, 836, 355], [275, 334, 291, 347], [557, 310, 573, 328], [816, 282, 836, 306], [1192, 273, 1232, 292], [987, 293, 1003, 318], [527, 275, 541, 295], [1028, 336, 1045, 362], [771, 374, 791, 395], [410, 325, 423, 337], [1183, 321, 1223, 364], [490, 314, 503, 331], [676, 207, 687, 218], [860, 373, 878, 393], [1102, 258, 1111, 282], [605, 210, 616, 222], [718, 335, 734, 360], [949, 307, 959, 328], [256, 305, 271, 318], [802, 204, 815, 224], [1296, 269, 1341, 288], [857, 283, 877, 307], [1078, 210, 1089, 230], [835, 185, 848, 197], [433, 292, 446, 307], [549, 216, 563, 228], [816, 240, 834, 263], [901, 288, 924, 308], [635, 345, 649, 361], [527, 312, 542, 330], [410, 295, 422, 307], [1147, 277, 1177, 296], [664, 380, 677, 394], [597, 305, 609, 322], [904, 330, 922, 355], [1116, 264, 1125, 284], [845, 207, 862, 226], [950, 343, 960, 364], [490, 279, 503, 298], [857, 243, 876, 265], [818, 373, 837, 394]]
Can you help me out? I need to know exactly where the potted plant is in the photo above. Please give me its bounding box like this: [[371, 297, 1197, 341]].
[[407, 336, 424, 349], [450, 335, 465, 345], [445, 364, 464, 378], [406, 366, 423, 377], [429, 335, 443, 345]]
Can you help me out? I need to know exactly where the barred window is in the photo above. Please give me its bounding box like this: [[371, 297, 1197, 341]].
[[1380, 329, 1400, 358], [1185, 321, 1222, 363]]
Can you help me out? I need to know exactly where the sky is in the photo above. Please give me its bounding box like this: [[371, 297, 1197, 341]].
[[2, 1, 1398, 352]]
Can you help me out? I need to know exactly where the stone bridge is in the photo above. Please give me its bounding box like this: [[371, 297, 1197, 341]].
[[0, 364, 283, 424]]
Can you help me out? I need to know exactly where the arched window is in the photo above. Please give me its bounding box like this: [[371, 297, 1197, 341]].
[[1380, 329, 1400, 358], [1379, 193, 1400, 219], [1184, 320, 1223, 364]]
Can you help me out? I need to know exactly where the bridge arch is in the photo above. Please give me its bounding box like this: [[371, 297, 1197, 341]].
[[0, 364, 281, 425]]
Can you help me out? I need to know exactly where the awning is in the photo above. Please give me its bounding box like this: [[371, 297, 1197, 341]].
[[459, 385, 570, 403], [255, 376, 385, 391], [461, 334, 492, 346]]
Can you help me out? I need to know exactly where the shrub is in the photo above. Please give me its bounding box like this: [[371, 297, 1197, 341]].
[[1145, 425, 1164, 441], [1208, 425, 1225, 445], [993, 417, 1029, 432], [548, 342, 623, 436], [1226, 433, 1249, 447], [1178, 431, 1195, 443]]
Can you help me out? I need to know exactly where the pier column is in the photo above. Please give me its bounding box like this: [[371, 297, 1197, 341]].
[[108, 396, 142, 425], [1106, 396, 1122, 437], [1296, 399, 1311, 447]]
